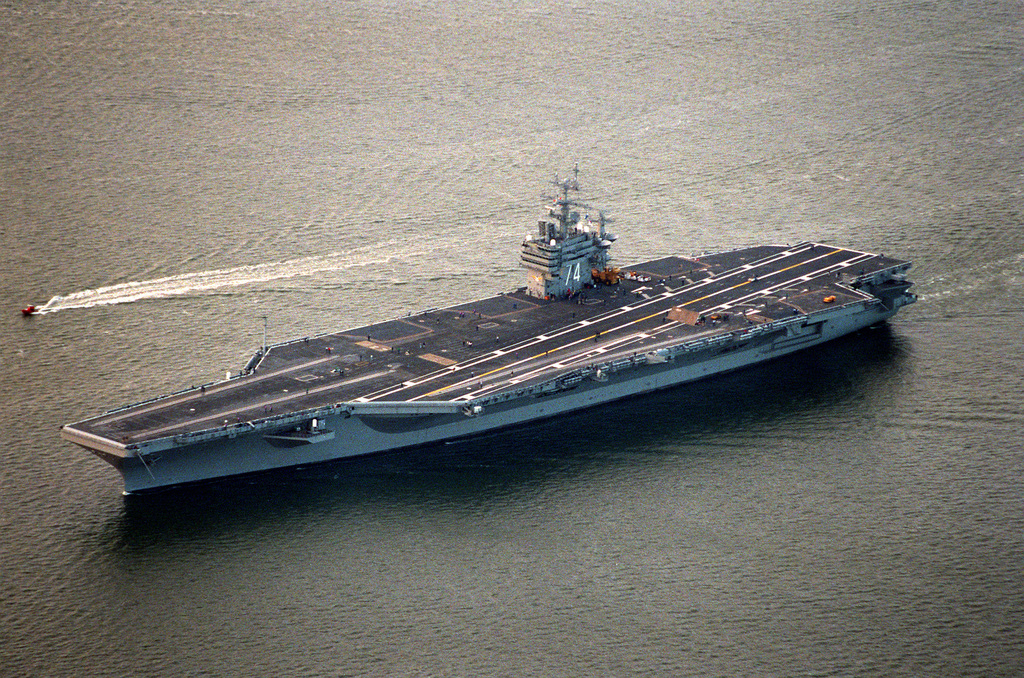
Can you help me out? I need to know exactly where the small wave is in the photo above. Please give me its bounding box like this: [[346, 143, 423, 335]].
[[916, 251, 1024, 303], [36, 241, 422, 314]]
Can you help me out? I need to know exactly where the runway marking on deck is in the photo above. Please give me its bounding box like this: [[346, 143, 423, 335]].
[[360, 246, 872, 403], [367, 246, 829, 401], [420, 353, 457, 366], [92, 350, 353, 425], [411, 248, 856, 399], [356, 340, 391, 352]]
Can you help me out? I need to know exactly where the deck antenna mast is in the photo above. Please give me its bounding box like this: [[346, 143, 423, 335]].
[[550, 163, 583, 240]]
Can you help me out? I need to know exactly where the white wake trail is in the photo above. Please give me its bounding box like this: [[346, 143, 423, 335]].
[[37, 241, 415, 314]]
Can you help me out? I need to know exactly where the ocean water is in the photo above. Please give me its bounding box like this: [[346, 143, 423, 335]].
[[1, 0, 1022, 675]]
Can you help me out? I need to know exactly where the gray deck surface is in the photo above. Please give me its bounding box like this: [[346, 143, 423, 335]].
[[68, 243, 906, 445]]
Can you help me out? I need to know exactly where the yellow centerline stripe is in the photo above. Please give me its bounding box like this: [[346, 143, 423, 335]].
[[368, 246, 817, 402], [418, 250, 840, 399], [417, 281, 748, 398]]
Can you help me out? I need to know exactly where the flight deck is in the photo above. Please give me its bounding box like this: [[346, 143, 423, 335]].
[[66, 242, 907, 448]]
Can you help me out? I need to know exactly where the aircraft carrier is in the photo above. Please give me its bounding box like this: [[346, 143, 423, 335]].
[[62, 170, 917, 493]]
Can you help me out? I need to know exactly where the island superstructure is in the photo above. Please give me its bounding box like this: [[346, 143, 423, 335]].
[[62, 171, 917, 493]]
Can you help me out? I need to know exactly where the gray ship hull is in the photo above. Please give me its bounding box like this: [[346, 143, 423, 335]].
[[111, 298, 900, 493]]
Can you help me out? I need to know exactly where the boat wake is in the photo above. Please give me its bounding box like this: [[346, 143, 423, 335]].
[[35, 242, 418, 315], [917, 250, 1024, 303]]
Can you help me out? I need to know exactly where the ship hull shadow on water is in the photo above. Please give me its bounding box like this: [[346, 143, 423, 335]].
[[108, 323, 908, 553]]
